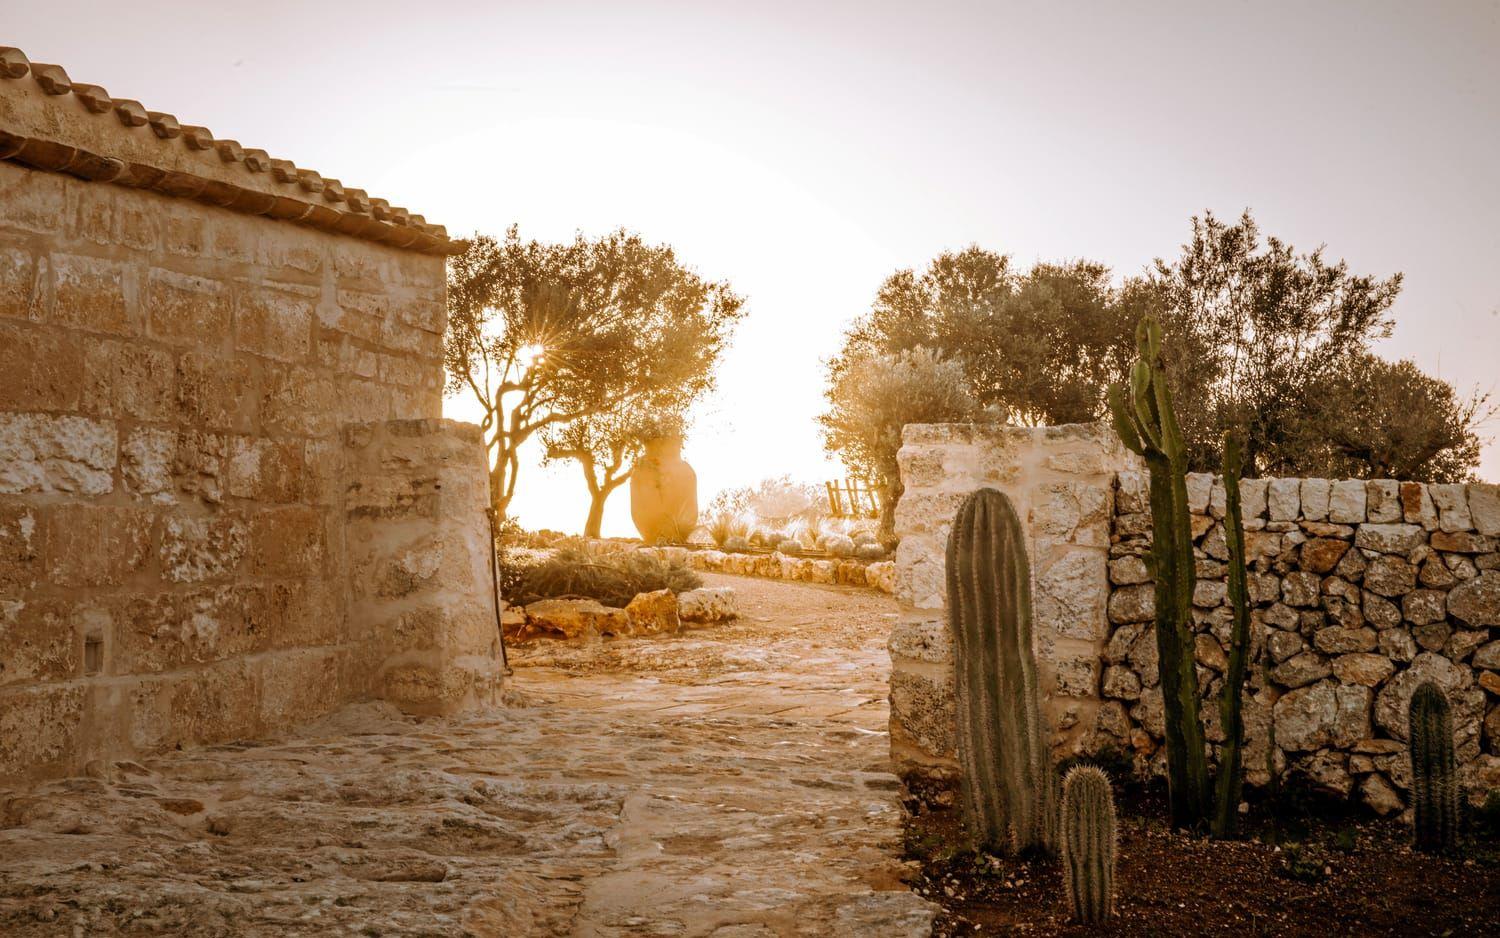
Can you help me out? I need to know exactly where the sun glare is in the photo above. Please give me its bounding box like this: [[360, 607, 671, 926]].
[[519, 343, 547, 368]]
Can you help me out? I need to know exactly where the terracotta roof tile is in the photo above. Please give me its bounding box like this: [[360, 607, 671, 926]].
[[0, 46, 459, 254]]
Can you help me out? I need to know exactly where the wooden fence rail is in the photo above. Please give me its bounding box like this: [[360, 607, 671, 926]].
[[824, 479, 880, 519]]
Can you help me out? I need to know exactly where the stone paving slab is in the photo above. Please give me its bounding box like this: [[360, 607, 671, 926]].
[[0, 573, 936, 936]]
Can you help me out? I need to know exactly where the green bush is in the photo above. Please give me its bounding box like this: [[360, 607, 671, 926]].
[[506, 546, 702, 608]]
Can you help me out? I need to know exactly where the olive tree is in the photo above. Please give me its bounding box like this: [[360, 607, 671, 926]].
[[819, 346, 979, 541], [541, 410, 685, 538], [445, 227, 743, 518]]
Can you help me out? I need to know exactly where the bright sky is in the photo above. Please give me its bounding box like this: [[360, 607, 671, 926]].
[[10, 1, 1499, 536]]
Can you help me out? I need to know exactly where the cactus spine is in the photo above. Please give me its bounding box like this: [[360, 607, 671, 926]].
[[1061, 765, 1116, 924], [1409, 681, 1458, 852], [1107, 315, 1211, 828], [946, 488, 1053, 854], [1212, 431, 1252, 838]]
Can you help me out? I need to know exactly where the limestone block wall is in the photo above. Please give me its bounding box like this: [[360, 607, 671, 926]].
[[0, 55, 496, 782], [889, 419, 1500, 815], [887, 422, 1137, 784], [345, 419, 502, 715]]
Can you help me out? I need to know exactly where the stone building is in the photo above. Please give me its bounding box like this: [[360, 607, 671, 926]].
[[889, 421, 1500, 815], [0, 49, 503, 782]]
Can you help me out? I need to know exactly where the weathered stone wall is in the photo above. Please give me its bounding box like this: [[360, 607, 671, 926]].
[[1105, 472, 1500, 813], [887, 423, 1137, 783], [345, 419, 502, 715], [889, 422, 1500, 815], [0, 153, 492, 780]]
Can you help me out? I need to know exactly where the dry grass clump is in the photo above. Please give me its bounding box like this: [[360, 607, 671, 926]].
[[702, 510, 755, 547], [506, 545, 702, 608]]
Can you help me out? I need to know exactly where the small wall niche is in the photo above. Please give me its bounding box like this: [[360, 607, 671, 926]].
[[84, 633, 105, 676]]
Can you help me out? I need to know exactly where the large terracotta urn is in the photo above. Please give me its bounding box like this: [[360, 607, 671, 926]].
[[630, 435, 698, 544]]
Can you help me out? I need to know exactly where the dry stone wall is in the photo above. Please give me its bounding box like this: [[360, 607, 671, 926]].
[[679, 545, 896, 593], [889, 422, 1500, 816], [579, 540, 898, 593], [0, 59, 498, 782], [1106, 471, 1500, 813]]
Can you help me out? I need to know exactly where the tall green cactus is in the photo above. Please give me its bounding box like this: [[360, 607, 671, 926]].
[[1409, 681, 1458, 853], [1061, 764, 1116, 924], [946, 487, 1053, 854], [1212, 431, 1252, 838], [1107, 315, 1210, 829]]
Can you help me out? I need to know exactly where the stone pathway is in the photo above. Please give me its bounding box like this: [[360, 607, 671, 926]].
[[0, 574, 937, 937]]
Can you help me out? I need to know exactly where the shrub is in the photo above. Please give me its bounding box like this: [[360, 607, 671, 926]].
[[824, 533, 856, 558], [507, 545, 702, 608], [722, 535, 751, 552], [776, 539, 803, 556], [494, 515, 537, 602], [855, 543, 886, 561], [750, 527, 782, 548], [707, 475, 826, 528], [1276, 841, 1330, 884], [781, 517, 813, 551]]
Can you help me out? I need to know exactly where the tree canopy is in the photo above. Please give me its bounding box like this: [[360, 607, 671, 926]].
[[821, 249, 1140, 537], [821, 212, 1487, 509], [819, 346, 979, 538], [1281, 353, 1490, 482], [445, 227, 744, 518], [830, 248, 1140, 427], [1150, 209, 1405, 474]]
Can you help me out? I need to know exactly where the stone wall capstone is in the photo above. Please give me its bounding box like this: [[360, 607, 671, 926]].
[[890, 421, 1500, 816]]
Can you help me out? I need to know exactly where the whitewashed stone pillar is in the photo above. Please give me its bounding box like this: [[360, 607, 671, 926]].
[[888, 422, 1138, 789]]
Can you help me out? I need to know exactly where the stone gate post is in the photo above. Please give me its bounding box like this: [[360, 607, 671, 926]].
[[887, 422, 1137, 789]]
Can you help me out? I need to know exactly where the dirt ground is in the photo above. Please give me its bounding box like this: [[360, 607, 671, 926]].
[[0, 573, 937, 937], [906, 782, 1500, 936]]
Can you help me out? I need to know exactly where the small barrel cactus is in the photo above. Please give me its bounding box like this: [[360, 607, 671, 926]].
[[1409, 681, 1458, 852], [1061, 764, 1116, 924], [855, 543, 886, 561]]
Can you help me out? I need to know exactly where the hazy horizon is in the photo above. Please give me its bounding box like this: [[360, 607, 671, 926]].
[[9, 1, 1497, 536]]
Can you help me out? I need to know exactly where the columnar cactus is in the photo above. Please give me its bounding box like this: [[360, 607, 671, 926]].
[[946, 487, 1053, 854], [1212, 431, 1253, 839], [1061, 765, 1116, 924], [1107, 315, 1211, 828], [1409, 681, 1458, 852]]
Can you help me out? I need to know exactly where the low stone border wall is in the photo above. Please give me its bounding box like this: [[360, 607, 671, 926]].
[[888, 421, 1500, 817], [503, 586, 738, 642], [639, 544, 896, 593], [577, 538, 896, 593]]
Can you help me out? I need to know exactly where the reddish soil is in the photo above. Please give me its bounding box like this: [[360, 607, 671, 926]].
[[905, 784, 1500, 936]]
